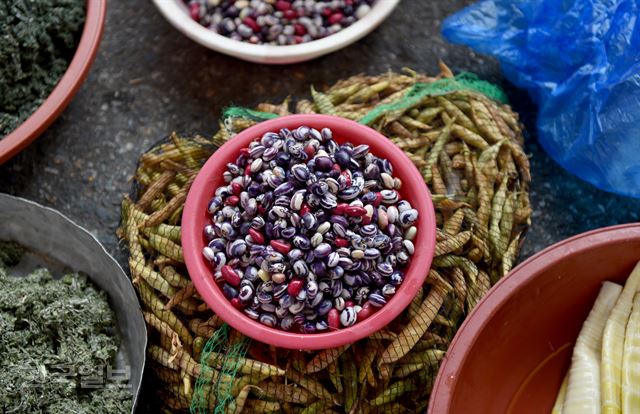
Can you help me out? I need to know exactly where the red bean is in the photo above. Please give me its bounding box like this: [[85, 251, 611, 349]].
[[328, 308, 340, 330], [304, 144, 316, 158], [231, 182, 242, 195], [299, 203, 311, 216], [329, 12, 344, 25], [276, 1, 291, 11], [243, 17, 259, 32], [294, 23, 307, 36], [288, 278, 304, 296], [334, 237, 349, 248], [225, 195, 240, 206], [345, 206, 367, 217], [248, 228, 265, 244], [189, 3, 200, 21], [270, 239, 292, 254], [283, 9, 298, 20], [221, 265, 241, 286], [357, 302, 375, 322], [230, 298, 244, 310], [334, 203, 349, 215]]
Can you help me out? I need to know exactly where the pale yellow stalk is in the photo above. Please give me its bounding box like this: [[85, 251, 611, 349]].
[[563, 282, 622, 414], [601, 261, 640, 414], [621, 292, 640, 413], [552, 373, 569, 414]]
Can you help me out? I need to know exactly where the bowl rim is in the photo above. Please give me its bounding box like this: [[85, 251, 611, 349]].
[[182, 114, 436, 350], [428, 222, 640, 413], [151, 0, 399, 64], [0, 0, 107, 164]]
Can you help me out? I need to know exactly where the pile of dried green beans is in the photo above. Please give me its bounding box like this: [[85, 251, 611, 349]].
[[119, 67, 531, 413]]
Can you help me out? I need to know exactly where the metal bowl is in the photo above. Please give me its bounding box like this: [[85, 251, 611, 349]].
[[0, 193, 146, 413]]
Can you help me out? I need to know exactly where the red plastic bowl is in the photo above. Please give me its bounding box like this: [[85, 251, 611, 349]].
[[0, 0, 106, 164], [429, 223, 640, 414], [183, 114, 436, 350]]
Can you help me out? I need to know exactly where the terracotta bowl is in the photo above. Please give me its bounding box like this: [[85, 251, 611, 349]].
[[0, 0, 107, 164], [429, 223, 640, 414], [182, 114, 436, 350]]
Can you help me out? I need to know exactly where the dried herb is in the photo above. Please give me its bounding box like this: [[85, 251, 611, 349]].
[[0, 242, 132, 413], [0, 0, 85, 137], [0, 241, 24, 267]]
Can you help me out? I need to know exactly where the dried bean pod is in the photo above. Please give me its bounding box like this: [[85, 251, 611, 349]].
[[433, 255, 478, 284], [311, 87, 337, 115], [256, 381, 316, 405], [443, 209, 465, 236], [296, 99, 316, 114], [502, 232, 522, 278], [136, 279, 194, 348], [437, 96, 476, 132], [143, 175, 194, 227], [205, 351, 285, 377], [164, 282, 197, 311], [159, 265, 190, 289], [149, 232, 184, 263], [369, 378, 418, 407], [488, 177, 509, 259], [448, 267, 467, 304], [358, 340, 382, 388], [243, 399, 282, 413], [470, 99, 504, 144], [406, 287, 424, 320], [305, 344, 350, 374], [435, 231, 472, 257], [430, 165, 447, 195], [299, 399, 330, 414], [378, 283, 448, 366], [285, 369, 337, 405], [422, 117, 454, 183], [451, 124, 489, 150], [467, 270, 491, 312], [346, 81, 390, 104], [137, 170, 176, 211]]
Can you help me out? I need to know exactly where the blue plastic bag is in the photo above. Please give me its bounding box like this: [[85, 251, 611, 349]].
[[442, 0, 640, 198]]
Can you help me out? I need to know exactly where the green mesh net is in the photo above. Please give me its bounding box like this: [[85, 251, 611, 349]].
[[190, 325, 251, 413], [222, 107, 280, 123], [359, 72, 508, 125], [120, 69, 530, 413]]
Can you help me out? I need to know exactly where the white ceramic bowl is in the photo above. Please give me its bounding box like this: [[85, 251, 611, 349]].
[[152, 0, 400, 64]]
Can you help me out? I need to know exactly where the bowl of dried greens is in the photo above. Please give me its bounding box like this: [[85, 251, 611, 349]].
[[0, 193, 146, 413], [0, 0, 106, 163]]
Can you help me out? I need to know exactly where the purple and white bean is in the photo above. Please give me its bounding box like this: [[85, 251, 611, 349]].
[[185, 0, 376, 46], [202, 126, 417, 332]]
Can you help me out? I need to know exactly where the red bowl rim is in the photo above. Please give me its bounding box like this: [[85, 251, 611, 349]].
[[0, 0, 107, 164], [182, 114, 436, 350], [428, 222, 640, 413]]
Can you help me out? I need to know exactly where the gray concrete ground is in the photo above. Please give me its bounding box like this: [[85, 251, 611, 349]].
[[1, 0, 639, 410]]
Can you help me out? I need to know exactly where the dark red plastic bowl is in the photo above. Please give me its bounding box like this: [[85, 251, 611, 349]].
[[0, 0, 106, 164], [183, 114, 436, 350], [429, 223, 640, 414]]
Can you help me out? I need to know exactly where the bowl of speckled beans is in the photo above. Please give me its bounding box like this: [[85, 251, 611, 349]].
[[152, 0, 400, 64], [182, 114, 436, 349]]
